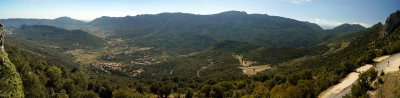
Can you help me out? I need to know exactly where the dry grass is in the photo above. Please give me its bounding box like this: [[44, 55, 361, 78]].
[[372, 72, 400, 98]]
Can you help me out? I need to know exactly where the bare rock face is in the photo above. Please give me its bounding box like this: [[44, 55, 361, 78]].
[[385, 11, 400, 33], [0, 23, 3, 52], [380, 11, 400, 37]]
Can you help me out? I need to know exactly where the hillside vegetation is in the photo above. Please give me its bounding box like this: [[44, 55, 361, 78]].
[[0, 51, 24, 97], [13, 25, 106, 50], [0, 17, 86, 30], [0, 11, 399, 98]]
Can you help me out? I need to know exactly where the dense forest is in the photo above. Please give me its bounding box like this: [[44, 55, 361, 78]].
[[0, 11, 399, 98]]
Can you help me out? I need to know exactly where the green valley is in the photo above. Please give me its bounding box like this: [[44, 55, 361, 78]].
[[0, 1, 399, 98]]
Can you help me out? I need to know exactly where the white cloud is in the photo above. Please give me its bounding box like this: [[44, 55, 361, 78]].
[[289, 0, 311, 4]]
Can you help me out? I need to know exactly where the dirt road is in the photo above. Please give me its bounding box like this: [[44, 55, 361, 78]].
[[319, 53, 400, 98], [375, 53, 400, 73], [318, 64, 373, 98]]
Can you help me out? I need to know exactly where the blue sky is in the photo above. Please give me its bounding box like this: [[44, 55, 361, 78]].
[[0, 0, 399, 29]]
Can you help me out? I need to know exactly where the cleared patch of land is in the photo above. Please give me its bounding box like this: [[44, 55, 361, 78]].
[[131, 68, 145, 77], [232, 54, 271, 76], [233, 54, 256, 67], [373, 55, 390, 62], [323, 42, 350, 55], [239, 65, 271, 76]]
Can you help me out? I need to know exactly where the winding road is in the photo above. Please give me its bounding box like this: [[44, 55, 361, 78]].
[[319, 53, 400, 98]]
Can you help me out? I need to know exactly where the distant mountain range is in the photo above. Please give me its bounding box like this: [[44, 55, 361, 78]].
[[87, 11, 325, 48], [322, 23, 366, 40], [2, 10, 400, 98], [0, 17, 86, 30], [0, 11, 366, 55]]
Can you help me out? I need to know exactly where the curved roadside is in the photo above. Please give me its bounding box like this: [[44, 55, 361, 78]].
[[319, 53, 400, 98], [318, 64, 373, 98], [375, 53, 400, 74]]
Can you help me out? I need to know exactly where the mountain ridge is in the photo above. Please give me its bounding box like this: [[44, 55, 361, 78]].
[[87, 11, 327, 52], [1, 11, 368, 32], [0, 10, 400, 98], [13, 25, 106, 50], [0, 16, 86, 30]]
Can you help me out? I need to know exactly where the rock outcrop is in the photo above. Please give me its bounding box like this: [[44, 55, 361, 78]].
[[380, 11, 400, 37], [385, 11, 400, 33], [0, 22, 25, 97], [0, 23, 4, 52]]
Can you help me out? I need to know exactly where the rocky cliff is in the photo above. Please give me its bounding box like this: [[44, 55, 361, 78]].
[[0, 23, 24, 97], [385, 11, 400, 33], [0, 23, 4, 52], [380, 11, 400, 37]]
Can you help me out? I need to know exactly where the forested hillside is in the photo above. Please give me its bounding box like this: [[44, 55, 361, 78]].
[[0, 17, 86, 30], [0, 11, 398, 98], [322, 23, 366, 40], [0, 45, 24, 98], [0, 23, 24, 97], [1, 11, 365, 55], [88, 11, 325, 53], [13, 25, 106, 50]]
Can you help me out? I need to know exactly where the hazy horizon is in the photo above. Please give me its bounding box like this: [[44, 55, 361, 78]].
[[0, 11, 378, 30], [1, 0, 399, 29]]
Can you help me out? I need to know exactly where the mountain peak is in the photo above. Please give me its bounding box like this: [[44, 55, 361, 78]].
[[384, 10, 400, 33], [333, 23, 365, 30], [330, 23, 365, 33], [54, 16, 73, 20], [378, 11, 400, 38], [336, 23, 363, 27], [216, 11, 248, 15], [55, 16, 84, 21]]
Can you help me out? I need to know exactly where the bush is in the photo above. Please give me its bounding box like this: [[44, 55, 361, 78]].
[[378, 78, 384, 84]]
